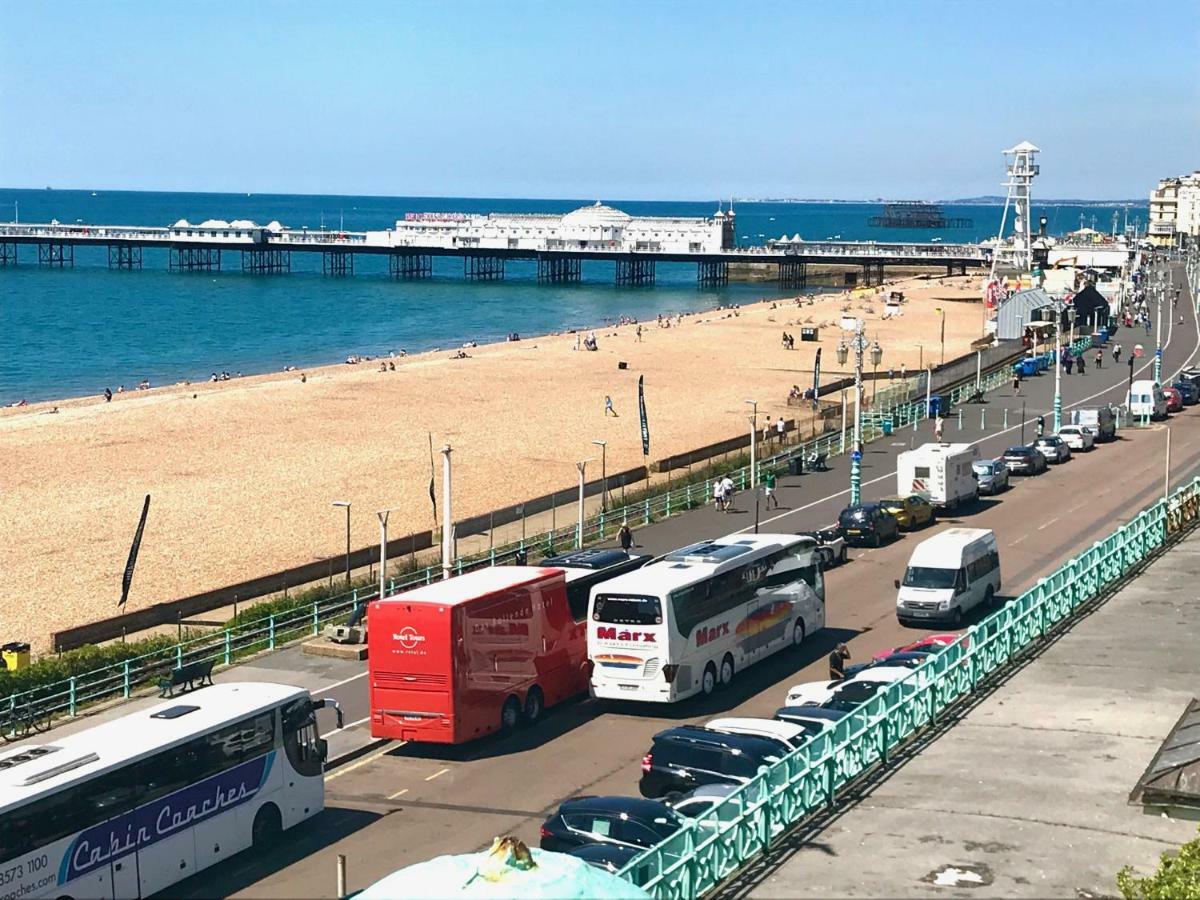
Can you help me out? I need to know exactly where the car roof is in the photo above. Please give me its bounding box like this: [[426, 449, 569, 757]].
[[775, 705, 846, 722], [705, 717, 806, 742], [1004, 445, 1032, 452], [559, 796, 677, 818], [652, 725, 784, 757], [676, 783, 740, 802]]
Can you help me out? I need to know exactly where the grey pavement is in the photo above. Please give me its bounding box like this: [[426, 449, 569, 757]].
[[738, 525, 1200, 899]]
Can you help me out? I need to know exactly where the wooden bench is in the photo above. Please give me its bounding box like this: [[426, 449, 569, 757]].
[[157, 659, 215, 698]]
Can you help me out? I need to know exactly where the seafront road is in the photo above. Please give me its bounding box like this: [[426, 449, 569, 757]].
[[151, 264, 1200, 896]]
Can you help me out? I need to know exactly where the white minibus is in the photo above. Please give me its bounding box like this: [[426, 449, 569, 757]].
[[1128, 380, 1168, 420], [895, 528, 1000, 627], [587, 533, 825, 703]]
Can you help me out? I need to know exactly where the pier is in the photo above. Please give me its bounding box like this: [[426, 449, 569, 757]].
[[0, 202, 987, 288]]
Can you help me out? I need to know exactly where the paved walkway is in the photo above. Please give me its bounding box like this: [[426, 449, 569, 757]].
[[734, 529, 1200, 899]]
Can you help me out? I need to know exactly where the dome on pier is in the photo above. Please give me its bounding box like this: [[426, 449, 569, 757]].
[[562, 202, 632, 228]]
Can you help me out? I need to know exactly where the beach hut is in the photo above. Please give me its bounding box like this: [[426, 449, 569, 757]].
[[995, 287, 1055, 341]]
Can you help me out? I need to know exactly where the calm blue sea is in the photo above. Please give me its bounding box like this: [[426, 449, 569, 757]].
[[0, 189, 1146, 403]]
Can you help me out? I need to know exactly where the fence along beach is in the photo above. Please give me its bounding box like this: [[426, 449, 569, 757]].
[[0, 273, 986, 652]]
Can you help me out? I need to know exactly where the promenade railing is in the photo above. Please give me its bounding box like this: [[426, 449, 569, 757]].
[[617, 467, 1196, 899], [0, 348, 1047, 736]]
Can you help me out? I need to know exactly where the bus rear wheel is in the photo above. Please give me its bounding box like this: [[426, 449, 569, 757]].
[[719, 654, 735, 688], [701, 663, 717, 696], [792, 620, 806, 648], [501, 696, 521, 734], [523, 687, 544, 724], [252, 803, 282, 848]]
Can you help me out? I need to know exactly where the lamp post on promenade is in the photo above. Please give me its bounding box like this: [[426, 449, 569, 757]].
[[935, 307, 946, 366], [376, 509, 390, 603], [441, 445, 453, 580], [1053, 325, 1063, 434], [837, 320, 881, 507], [744, 400, 758, 489], [592, 440, 608, 512], [1155, 268, 1164, 384], [332, 500, 351, 585], [575, 459, 594, 549]]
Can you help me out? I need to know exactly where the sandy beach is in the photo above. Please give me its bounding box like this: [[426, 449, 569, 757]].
[[1, 274, 988, 652]]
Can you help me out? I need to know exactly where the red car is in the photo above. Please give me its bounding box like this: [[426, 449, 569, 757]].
[[873, 632, 968, 661], [1162, 386, 1184, 413]]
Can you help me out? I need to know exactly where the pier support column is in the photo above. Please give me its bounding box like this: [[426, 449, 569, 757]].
[[322, 251, 354, 276], [108, 245, 142, 270], [241, 249, 291, 274], [861, 261, 885, 286], [778, 259, 807, 290], [38, 243, 73, 267], [614, 257, 655, 286], [537, 256, 582, 283], [170, 247, 222, 272], [697, 260, 728, 288], [464, 254, 505, 281], [0, 243, 16, 267], [389, 252, 432, 279]]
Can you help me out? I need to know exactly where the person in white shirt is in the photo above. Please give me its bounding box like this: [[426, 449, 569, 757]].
[[720, 475, 736, 511], [776, 416, 786, 440], [713, 478, 726, 511]]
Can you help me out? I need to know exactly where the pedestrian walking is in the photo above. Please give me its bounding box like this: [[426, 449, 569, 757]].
[[1113, 344, 1122, 364], [618, 522, 634, 551], [713, 478, 726, 511], [1145, 318, 1152, 335], [763, 470, 779, 509], [721, 475, 735, 512], [935, 415, 944, 442], [604, 395, 617, 417], [1013, 373, 1021, 395], [829, 643, 851, 680], [1095, 350, 1103, 369], [1065, 355, 1074, 375], [636, 324, 643, 342], [1077, 354, 1086, 375], [775, 416, 786, 442]]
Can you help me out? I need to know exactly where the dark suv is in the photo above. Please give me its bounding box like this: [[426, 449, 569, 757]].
[[837, 503, 900, 547], [639, 725, 783, 800]]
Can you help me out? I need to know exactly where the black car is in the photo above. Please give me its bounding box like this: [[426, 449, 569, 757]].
[[837, 503, 900, 548], [797, 527, 848, 568], [842, 650, 931, 679], [638, 725, 783, 800], [819, 678, 899, 713], [1172, 379, 1200, 405], [1001, 445, 1048, 475], [540, 796, 683, 853]]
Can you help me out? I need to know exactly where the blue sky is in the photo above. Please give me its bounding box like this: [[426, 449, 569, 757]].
[[1, 0, 1196, 200]]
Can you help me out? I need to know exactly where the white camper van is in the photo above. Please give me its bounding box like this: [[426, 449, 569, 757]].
[[895, 443, 981, 510], [1128, 380, 1168, 420], [895, 528, 1000, 627]]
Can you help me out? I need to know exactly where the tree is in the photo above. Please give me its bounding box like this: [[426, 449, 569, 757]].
[[1117, 824, 1200, 899]]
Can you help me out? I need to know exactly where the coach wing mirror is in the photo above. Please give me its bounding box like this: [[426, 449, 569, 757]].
[[314, 697, 344, 729]]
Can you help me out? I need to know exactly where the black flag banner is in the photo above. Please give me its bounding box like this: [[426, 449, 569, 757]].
[[638, 375, 650, 457], [428, 433, 438, 523], [812, 347, 822, 409], [119, 494, 150, 607]]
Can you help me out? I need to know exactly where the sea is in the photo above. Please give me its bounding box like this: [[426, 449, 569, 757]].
[[0, 189, 1147, 403]]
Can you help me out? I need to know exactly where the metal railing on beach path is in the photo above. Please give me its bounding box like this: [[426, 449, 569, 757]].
[[0, 346, 1078, 737], [620, 380, 1200, 900]]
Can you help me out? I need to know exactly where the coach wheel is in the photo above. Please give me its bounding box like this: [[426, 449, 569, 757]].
[[839, 546, 848, 565], [951, 607, 964, 627], [501, 696, 521, 733], [701, 663, 717, 697], [523, 687, 544, 725], [984, 585, 996, 608], [252, 803, 282, 848], [792, 620, 806, 648], [719, 654, 735, 688]]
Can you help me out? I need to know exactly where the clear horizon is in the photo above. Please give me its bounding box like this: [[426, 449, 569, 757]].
[[2, 1, 1197, 200]]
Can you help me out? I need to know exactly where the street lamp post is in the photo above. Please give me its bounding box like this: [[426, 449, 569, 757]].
[[376, 510, 389, 603], [1053, 324, 1063, 434], [871, 341, 881, 404], [591, 440, 607, 512], [935, 307, 946, 365], [1154, 269, 1164, 384], [836, 322, 881, 507], [332, 501, 351, 585], [744, 400, 758, 489], [576, 459, 589, 549], [441, 445, 453, 580]]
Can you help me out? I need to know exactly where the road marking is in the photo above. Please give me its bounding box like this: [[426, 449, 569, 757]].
[[325, 742, 399, 781], [313, 671, 367, 695], [388, 787, 410, 800], [425, 767, 450, 782], [326, 715, 370, 736], [1036, 516, 1060, 531]]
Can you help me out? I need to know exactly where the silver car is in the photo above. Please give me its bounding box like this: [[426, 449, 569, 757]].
[[972, 458, 1009, 494]]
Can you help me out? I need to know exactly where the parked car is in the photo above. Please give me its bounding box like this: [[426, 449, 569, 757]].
[[878, 495, 936, 531], [971, 458, 1010, 494], [842, 650, 932, 679], [784, 666, 915, 706], [773, 705, 849, 729], [667, 783, 755, 821], [705, 717, 810, 752], [874, 632, 968, 660], [1057, 425, 1095, 452], [567, 843, 646, 875], [1162, 386, 1184, 413], [1171, 379, 1200, 405], [1033, 435, 1072, 464], [797, 527, 848, 568], [817, 676, 912, 713], [639, 726, 783, 800], [1002, 445, 1048, 475], [837, 503, 901, 547], [540, 796, 684, 853]]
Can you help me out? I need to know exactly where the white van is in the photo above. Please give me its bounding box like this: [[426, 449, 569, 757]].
[[1128, 380, 1168, 420], [895, 528, 1000, 627], [896, 443, 980, 509]]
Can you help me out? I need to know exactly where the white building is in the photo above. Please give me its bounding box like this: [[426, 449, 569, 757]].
[[1148, 172, 1200, 247], [387, 202, 731, 254]]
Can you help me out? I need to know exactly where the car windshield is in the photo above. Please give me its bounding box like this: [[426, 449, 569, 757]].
[[1005, 447, 1027, 456], [973, 462, 994, 474], [903, 566, 958, 589], [839, 507, 873, 525]]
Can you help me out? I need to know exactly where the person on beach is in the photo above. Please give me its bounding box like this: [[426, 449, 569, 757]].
[[636, 324, 643, 342], [604, 395, 617, 417], [618, 522, 634, 551], [103, 387, 112, 403]]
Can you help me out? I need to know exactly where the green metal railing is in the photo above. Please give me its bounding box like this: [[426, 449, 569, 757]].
[[618, 470, 1197, 899], [0, 350, 1032, 735]]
